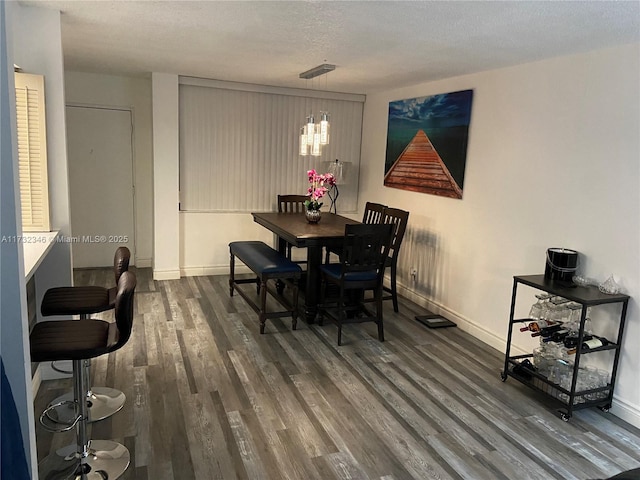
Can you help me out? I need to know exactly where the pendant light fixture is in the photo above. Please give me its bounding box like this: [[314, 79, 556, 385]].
[[299, 63, 334, 157]]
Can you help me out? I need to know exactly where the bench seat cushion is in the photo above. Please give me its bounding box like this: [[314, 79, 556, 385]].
[[230, 241, 301, 277]]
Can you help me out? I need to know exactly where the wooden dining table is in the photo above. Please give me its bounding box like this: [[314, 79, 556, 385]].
[[252, 211, 360, 323]]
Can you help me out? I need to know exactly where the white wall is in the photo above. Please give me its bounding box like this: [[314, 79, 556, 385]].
[[2, 2, 74, 476], [180, 212, 275, 276], [1, 1, 34, 475], [359, 44, 640, 426], [152, 73, 180, 279], [64, 71, 153, 267]]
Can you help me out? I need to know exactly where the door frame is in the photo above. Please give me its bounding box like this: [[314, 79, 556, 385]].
[[65, 102, 137, 265]]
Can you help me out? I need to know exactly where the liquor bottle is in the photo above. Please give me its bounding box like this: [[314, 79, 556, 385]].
[[542, 329, 570, 343], [581, 335, 610, 350]]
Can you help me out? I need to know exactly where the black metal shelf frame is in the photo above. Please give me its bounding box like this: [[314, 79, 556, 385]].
[[501, 275, 629, 421]]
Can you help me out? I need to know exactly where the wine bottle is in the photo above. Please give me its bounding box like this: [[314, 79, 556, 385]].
[[531, 323, 563, 337], [581, 335, 610, 350], [567, 335, 609, 354], [563, 334, 593, 349], [542, 329, 570, 343], [521, 320, 557, 333]]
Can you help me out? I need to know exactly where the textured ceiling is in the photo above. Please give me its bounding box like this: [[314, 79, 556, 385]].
[[20, 0, 640, 94]]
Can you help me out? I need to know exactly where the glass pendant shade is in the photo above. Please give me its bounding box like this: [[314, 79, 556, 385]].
[[306, 115, 315, 145], [319, 112, 330, 145], [299, 127, 308, 156], [311, 126, 321, 156]]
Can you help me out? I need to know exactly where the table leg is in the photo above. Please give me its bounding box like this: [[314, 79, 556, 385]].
[[304, 245, 323, 323], [276, 236, 287, 294]]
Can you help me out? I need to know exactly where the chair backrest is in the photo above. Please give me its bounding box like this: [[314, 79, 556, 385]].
[[341, 223, 393, 284], [112, 271, 137, 350], [113, 246, 131, 284], [278, 194, 309, 213], [362, 202, 386, 224], [382, 207, 409, 261]]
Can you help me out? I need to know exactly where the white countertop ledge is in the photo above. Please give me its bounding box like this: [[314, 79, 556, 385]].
[[22, 231, 59, 280]]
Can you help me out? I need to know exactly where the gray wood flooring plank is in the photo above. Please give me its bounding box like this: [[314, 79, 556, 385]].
[[426, 432, 501, 480], [316, 451, 371, 480], [260, 361, 332, 458], [181, 392, 229, 479], [225, 409, 269, 480], [210, 390, 251, 480], [291, 373, 415, 479], [132, 366, 150, 468], [227, 349, 286, 431]]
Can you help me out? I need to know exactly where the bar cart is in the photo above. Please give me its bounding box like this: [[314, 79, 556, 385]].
[[501, 275, 629, 421]]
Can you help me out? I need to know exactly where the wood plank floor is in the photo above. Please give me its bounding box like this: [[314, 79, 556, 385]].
[[34, 267, 640, 480]]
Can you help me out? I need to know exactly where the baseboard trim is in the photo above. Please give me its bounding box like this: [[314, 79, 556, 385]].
[[395, 281, 523, 355], [153, 269, 181, 280], [181, 265, 252, 277], [611, 396, 640, 429], [135, 257, 152, 268]]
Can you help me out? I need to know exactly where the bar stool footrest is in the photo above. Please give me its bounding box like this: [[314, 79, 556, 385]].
[[40, 400, 80, 433], [50, 360, 74, 375], [49, 386, 126, 424]]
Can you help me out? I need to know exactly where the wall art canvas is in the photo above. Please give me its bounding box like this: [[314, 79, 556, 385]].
[[384, 89, 473, 199]]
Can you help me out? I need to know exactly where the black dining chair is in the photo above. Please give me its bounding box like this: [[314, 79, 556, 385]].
[[277, 194, 309, 266], [324, 201, 387, 264], [278, 194, 309, 213], [380, 207, 410, 312], [317, 223, 394, 346], [362, 201, 386, 224]]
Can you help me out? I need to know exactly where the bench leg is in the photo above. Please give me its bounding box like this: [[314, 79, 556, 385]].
[[229, 253, 235, 297], [259, 279, 268, 334]]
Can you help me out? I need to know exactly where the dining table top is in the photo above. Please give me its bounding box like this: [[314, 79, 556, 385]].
[[251, 211, 360, 247]]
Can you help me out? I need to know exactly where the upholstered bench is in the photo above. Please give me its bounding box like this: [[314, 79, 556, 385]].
[[229, 241, 302, 333]]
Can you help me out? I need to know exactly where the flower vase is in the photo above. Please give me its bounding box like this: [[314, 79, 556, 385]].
[[305, 209, 321, 224]]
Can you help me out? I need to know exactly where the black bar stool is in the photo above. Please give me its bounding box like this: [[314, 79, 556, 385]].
[[31, 271, 136, 480], [40, 247, 130, 424]]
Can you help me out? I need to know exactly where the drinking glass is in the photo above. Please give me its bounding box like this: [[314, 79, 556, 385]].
[[529, 295, 544, 320]]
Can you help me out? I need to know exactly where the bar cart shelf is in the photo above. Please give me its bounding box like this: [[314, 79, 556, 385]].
[[501, 275, 629, 421]]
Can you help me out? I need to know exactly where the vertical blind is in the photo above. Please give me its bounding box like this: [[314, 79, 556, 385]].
[[179, 78, 364, 212], [15, 72, 50, 231]]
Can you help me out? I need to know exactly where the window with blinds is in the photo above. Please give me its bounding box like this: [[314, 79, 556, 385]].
[[14, 72, 50, 232], [179, 78, 364, 212]]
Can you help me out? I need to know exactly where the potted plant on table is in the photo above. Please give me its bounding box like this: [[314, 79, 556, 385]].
[[304, 169, 336, 223]]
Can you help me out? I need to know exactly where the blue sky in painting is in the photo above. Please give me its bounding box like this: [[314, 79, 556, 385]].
[[388, 90, 472, 128]]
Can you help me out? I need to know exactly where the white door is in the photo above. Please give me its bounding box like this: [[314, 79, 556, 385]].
[[66, 106, 135, 268]]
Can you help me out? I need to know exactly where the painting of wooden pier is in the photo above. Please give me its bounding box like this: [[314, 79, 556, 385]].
[[384, 90, 473, 199]]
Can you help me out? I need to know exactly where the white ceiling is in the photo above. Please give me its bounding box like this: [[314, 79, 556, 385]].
[[20, 0, 640, 94]]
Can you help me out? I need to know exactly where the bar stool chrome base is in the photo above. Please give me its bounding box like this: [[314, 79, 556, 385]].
[[38, 439, 130, 480], [48, 387, 126, 424]]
